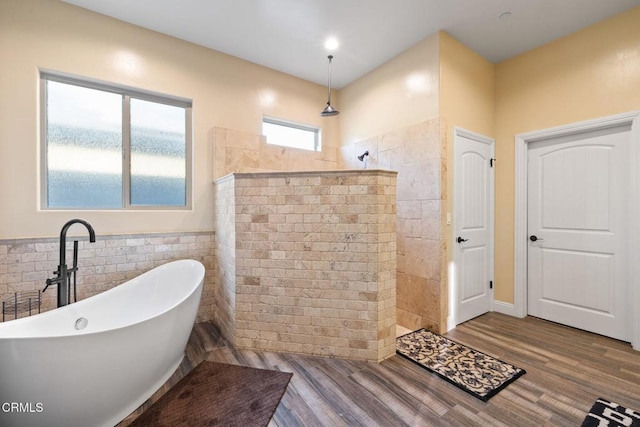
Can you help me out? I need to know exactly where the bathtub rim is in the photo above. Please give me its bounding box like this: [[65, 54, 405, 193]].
[[0, 258, 205, 338]]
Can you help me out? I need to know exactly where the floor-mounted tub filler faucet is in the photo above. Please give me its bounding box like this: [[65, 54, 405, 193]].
[[44, 219, 96, 307]]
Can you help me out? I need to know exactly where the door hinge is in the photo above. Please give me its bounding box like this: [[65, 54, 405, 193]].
[[490, 158, 496, 167], [489, 280, 493, 289]]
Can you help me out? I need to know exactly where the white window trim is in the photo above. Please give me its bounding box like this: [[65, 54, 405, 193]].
[[39, 70, 193, 210], [262, 116, 321, 152]]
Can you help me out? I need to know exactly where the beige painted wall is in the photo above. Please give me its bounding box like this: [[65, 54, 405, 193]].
[[440, 32, 495, 140], [0, 0, 339, 239], [338, 34, 440, 147], [439, 32, 495, 320], [494, 6, 640, 303]]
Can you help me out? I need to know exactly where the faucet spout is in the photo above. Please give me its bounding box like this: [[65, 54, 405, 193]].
[[59, 219, 96, 268]]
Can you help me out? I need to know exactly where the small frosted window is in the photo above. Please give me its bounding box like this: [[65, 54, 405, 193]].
[[42, 74, 191, 209], [46, 81, 123, 208], [130, 99, 186, 206], [263, 117, 320, 151]]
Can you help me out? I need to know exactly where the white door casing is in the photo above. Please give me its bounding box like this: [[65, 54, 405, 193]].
[[527, 127, 630, 341], [453, 128, 494, 326], [514, 111, 640, 350]]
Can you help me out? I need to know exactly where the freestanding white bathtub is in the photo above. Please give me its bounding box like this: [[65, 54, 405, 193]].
[[0, 259, 204, 427]]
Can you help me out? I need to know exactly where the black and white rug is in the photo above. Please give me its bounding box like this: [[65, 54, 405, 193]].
[[582, 398, 640, 427], [396, 329, 525, 401]]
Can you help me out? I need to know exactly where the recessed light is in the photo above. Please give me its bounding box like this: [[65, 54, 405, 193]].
[[499, 11, 512, 21], [324, 37, 339, 51]]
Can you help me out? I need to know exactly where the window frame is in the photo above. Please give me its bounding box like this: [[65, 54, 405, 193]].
[[262, 116, 321, 152], [40, 71, 193, 210]]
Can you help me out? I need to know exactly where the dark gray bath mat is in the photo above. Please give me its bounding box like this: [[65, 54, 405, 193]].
[[129, 361, 292, 426]]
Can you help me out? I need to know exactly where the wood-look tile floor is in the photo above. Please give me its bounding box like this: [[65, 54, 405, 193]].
[[120, 312, 640, 427]]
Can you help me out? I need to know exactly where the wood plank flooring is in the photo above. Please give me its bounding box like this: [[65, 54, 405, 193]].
[[119, 313, 640, 426]]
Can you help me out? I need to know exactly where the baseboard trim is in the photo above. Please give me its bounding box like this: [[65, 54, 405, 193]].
[[446, 316, 456, 332], [491, 300, 519, 317]]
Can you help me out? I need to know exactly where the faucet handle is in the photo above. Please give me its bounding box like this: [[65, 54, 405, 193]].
[[43, 275, 60, 292]]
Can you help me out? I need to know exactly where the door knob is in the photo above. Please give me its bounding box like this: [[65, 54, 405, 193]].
[[457, 236, 468, 244], [529, 235, 543, 242]]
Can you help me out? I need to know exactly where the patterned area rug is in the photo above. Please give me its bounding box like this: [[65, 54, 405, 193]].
[[129, 361, 292, 426], [396, 329, 525, 401], [582, 398, 640, 427]]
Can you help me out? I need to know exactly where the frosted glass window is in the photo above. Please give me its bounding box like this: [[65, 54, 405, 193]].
[[130, 99, 186, 206], [42, 74, 191, 209], [46, 81, 123, 208], [263, 117, 320, 151]]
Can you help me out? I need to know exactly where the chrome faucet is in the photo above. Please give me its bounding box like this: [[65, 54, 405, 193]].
[[44, 219, 96, 307]]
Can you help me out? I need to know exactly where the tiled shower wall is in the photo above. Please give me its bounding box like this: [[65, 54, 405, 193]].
[[341, 118, 447, 333], [214, 170, 398, 362], [214, 120, 446, 334], [0, 232, 216, 321], [211, 127, 339, 180], [213, 178, 236, 343]]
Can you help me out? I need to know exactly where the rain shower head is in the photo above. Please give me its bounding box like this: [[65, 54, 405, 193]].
[[320, 55, 339, 117]]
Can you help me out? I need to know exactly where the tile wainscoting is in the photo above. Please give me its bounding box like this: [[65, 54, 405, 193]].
[[0, 231, 216, 321]]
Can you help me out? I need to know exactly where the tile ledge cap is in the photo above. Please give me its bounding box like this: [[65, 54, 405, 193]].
[[214, 169, 397, 183]]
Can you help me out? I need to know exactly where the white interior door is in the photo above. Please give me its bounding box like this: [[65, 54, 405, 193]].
[[454, 129, 494, 325], [527, 125, 631, 341]]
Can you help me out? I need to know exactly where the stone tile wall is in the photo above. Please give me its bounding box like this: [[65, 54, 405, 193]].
[[341, 118, 448, 333], [0, 232, 216, 322], [214, 169, 397, 362], [213, 177, 237, 343], [212, 127, 339, 181]]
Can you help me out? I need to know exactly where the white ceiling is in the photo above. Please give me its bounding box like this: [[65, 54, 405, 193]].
[[62, 0, 640, 88]]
